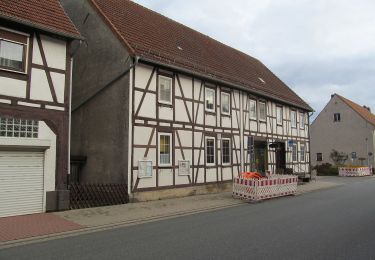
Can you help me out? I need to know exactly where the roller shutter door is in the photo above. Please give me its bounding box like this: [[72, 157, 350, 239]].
[[0, 151, 44, 217]]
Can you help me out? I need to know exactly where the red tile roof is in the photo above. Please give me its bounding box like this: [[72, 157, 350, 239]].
[[336, 94, 375, 127], [90, 0, 312, 111], [0, 0, 81, 39]]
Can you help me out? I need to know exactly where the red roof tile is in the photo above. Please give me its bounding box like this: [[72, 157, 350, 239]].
[[90, 0, 312, 110], [336, 94, 375, 127], [0, 0, 81, 39]]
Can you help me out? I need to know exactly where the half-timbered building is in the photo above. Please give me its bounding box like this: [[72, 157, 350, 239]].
[[63, 0, 313, 201], [0, 0, 82, 217]]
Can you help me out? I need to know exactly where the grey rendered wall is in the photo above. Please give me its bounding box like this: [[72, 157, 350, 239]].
[[61, 0, 131, 183], [310, 95, 375, 167]]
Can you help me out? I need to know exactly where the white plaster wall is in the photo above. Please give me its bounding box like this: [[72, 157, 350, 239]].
[[32, 35, 43, 65], [40, 35, 66, 70], [0, 77, 26, 98], [135, 64, 155, 91], [50, 72, 65, 103], [30, 68, 53, 102]]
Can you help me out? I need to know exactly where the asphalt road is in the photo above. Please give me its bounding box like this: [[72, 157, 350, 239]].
[[1, 178, 375, 260]]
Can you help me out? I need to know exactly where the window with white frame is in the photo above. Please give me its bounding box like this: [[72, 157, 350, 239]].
[[222, 138, 231, 165], [159, 133, 172, 166], [249, 99, 257, 119], [158, 76, 172, 104], [0, 29, 28, 73], [0, 117, 38, 138], [276, 106, 283, 125], [259, 101, 266, 121], [205, 87, 215, 112], [206, 136, 216, 165], [221, 92, 230, 115], [291, 110, 297, 128], [299, 112, 305, 129], [300, 143, 305, 162], [292, 143, 298, 162]]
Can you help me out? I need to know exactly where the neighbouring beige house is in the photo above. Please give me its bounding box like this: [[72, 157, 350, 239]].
[[310, 94, 375, 168]]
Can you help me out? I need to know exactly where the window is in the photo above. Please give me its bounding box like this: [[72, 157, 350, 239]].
[[249, 99, 257, 119], [221, 92, 230, 115], [292, 143, 298, 162], [159, 133, 172, 166], [158, 76, 172, 104], [0, 117, 38, 138], [205, 88, 215, 112], [206, 137, 216, 165], [334, 113, 341, 122], [291, 110, 297, 128], [299, 112, 305, 129], [276, 106, 283, 125], [259, 101, 266, 121], [316, 153, 323, 162], [222, 138, 231, 165], [0, 29, 27, 73], [300, 144, 305, 162]]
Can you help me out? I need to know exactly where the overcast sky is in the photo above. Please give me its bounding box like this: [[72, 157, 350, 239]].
[[134, 0, 375, 118]]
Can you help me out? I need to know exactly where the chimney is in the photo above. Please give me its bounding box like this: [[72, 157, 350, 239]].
[[363, 105, 371, 112]]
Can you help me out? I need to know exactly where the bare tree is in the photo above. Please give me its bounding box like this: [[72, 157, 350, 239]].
[[330, 149, 348, 166]]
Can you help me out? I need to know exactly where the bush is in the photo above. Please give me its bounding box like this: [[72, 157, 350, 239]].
[[313, 163, 339, 176]]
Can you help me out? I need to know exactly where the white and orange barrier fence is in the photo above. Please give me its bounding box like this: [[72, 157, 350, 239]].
[[339, 166, 372, 177], [233, 173, 298, 201]]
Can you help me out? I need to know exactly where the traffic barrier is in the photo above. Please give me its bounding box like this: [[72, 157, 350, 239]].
[[338, 166, 372, 177], [233, 174, 298, 201]]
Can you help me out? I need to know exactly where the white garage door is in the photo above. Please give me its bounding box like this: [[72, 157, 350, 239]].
[[0, 150, 44, 218]]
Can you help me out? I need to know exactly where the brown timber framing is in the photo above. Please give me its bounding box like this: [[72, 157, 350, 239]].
[[130, 61, 311, 192]]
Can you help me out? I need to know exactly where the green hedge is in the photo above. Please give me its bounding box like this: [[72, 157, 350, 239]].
[[314, 163, 339, 176]]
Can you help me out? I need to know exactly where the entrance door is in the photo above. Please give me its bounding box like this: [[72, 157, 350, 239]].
[[275, 142, 286, 174], [254, 141, 267, 174]]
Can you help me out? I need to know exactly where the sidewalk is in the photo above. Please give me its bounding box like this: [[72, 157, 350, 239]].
[[0, 177, 350, 247]]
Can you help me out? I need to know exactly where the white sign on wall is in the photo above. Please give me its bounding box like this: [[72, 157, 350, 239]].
[[178, 160, 190, 176], [138, 160, 153, 178]]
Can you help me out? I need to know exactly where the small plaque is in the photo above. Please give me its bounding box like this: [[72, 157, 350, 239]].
[[138, 160, 153, 178], [178, 160, 190, 176]]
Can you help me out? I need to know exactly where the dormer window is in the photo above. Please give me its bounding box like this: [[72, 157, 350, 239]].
[[0, 29, 28, 73]]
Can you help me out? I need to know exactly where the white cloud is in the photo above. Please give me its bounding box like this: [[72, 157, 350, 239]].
[[134, 0, 375, 115]]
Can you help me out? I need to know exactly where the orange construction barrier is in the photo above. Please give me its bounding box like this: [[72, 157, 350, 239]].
[[241, 172, 263, 179]]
